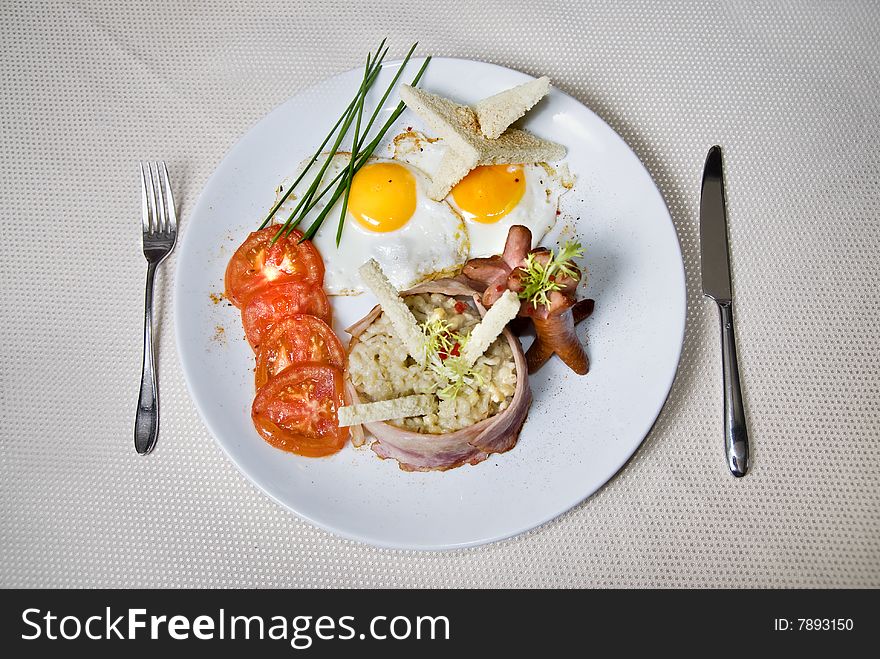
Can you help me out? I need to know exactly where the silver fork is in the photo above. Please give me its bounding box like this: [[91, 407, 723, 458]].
[[135, 162, 178, 454]]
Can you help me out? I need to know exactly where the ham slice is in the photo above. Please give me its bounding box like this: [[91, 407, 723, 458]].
[[345, 280, 532, 471], [462, 225, 532, 307]]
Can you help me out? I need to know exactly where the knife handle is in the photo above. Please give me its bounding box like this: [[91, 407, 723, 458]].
[[718, 301, 749, 476]]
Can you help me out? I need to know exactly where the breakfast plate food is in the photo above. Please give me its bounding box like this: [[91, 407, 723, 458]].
[[175, 49, 686, 549]]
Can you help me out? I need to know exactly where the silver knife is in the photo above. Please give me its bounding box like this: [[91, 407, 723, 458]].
[[700, 145, 749, 477]]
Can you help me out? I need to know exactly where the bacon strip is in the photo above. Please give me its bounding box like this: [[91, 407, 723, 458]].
[[345, 280, 531, 472]]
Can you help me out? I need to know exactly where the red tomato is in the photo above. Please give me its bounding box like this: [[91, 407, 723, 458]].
[[254, 315, 346, 389], [251, 364, 348, 457], [241, 283, 331, 350], [224, 226, 324, 307]]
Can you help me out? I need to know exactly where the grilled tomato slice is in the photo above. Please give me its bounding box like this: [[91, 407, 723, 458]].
[[241, 282, 331, 350], [254, 315, 346, 389], [224, 227, 324, 307], [251, 363, 348, 457]]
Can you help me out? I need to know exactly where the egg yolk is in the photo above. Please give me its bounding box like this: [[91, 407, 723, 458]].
[[348, 162, 417, 233], [451, 164, 525, 224]]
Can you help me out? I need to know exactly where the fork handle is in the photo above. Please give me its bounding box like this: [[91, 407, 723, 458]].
[[719, 301, 749, 477], [135, 262, 159, 454]]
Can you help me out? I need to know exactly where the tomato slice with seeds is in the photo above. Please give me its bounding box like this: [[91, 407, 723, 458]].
[[251, 363, 348, 457], [241, 282, 331, 350], [254, 315, 346, 389], [224, 226, 324, 307]]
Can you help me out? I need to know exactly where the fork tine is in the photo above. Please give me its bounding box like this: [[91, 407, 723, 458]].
[[140, 163, 149, 233], [153, 163, 167, 234], [161, 162, 177, 232], [144, 161, 159, 234]]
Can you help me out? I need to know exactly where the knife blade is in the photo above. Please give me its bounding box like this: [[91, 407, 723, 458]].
[[700, 146, 732, 302], [699, 146, 749, 477]]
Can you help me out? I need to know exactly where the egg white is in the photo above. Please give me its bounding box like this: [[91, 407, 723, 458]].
[[271, 154, 469, 295]]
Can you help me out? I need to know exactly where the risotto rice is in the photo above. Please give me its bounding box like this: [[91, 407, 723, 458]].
[[348, 293, 517, 433]]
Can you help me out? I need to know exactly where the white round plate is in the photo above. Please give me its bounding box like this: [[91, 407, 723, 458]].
[[175, 57, 686, 550]]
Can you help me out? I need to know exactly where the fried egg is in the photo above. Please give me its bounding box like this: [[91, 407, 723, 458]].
[[393, 132, 573, 258], [272, 154, 469, 295]]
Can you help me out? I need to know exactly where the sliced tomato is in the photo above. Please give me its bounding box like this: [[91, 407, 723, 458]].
[[241, 282, 331, 350], [224, 226, 324, 307], [251, 363, 348, 457], [255, 315, 346, 389]]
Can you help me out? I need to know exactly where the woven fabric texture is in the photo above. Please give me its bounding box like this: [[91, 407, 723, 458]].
[[1, 0, 878, 588]]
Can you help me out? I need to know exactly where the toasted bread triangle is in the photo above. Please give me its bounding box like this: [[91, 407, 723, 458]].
[[400, 83, 567, 200], [429, 149, 478, 200], [398, 85, 482, 161], [428, 129, 566, 200], [475, 76, 551, 139]]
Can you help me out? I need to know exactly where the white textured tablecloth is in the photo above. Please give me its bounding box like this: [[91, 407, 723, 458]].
[[2, 0, 878, 588]]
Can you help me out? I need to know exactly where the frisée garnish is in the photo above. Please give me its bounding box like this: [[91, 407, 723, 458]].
[[518, 240, 584, 309]]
